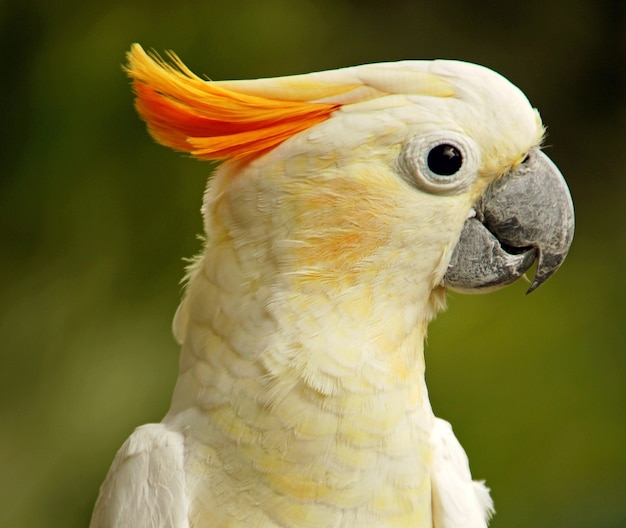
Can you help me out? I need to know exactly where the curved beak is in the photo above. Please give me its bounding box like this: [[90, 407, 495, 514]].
[[444, 149, 575, 294]]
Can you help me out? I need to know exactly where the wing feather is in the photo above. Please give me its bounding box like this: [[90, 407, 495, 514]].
[[431, 418, 494, 528], [90, 423, 189, 528]]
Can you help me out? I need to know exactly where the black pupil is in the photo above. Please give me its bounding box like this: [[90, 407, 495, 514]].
[[427, 144, 463, 176]]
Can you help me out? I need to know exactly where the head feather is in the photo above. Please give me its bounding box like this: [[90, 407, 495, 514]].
[[126, 44, 541, 172], [125, 44, 342, 162]]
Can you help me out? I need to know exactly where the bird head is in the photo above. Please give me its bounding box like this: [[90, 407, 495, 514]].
[[126, 45, 574, 332]]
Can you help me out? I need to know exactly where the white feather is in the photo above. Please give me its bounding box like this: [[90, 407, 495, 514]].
[[90, 424, 189, 528], [431, 418, 494, 528]]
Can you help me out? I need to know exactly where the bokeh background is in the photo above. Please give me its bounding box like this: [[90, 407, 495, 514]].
[[2, 0, 624, 526]]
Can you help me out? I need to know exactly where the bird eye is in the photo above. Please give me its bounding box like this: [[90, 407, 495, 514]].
[[397, 132, 480, 195], [427, 143, 463, 176]]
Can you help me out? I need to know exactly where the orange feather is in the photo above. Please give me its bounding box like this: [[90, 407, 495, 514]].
[[126, 45, 341, 162]]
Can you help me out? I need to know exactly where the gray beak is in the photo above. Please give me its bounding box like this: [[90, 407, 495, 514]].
[[443, 149, 574, 294]]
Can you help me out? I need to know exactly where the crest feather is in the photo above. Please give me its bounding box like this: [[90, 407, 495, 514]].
[[125, 44, 341, 161]]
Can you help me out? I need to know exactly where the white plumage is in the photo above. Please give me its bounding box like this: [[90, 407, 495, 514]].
[[90, 45, 573, 527], [92, 424, 189, 527]]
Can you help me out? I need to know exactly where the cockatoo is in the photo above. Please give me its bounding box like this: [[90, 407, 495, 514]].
[[90, 44, 574, 528]]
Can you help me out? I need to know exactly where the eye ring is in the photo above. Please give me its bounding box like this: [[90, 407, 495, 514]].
[[397, 132, 480, 195]]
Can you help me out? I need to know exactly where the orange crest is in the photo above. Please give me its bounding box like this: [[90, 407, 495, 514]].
[[126, 45, 341, 162]]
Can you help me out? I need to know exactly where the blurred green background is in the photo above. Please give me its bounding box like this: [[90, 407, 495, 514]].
[[1, 0, 624, 526]]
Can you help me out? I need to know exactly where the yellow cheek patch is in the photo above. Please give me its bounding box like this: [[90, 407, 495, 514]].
[[292, 174, 397, 279], [126, 44, 340, 162]]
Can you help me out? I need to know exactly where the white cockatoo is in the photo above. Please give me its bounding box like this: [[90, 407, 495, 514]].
[[90, 44, 574, 528]]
